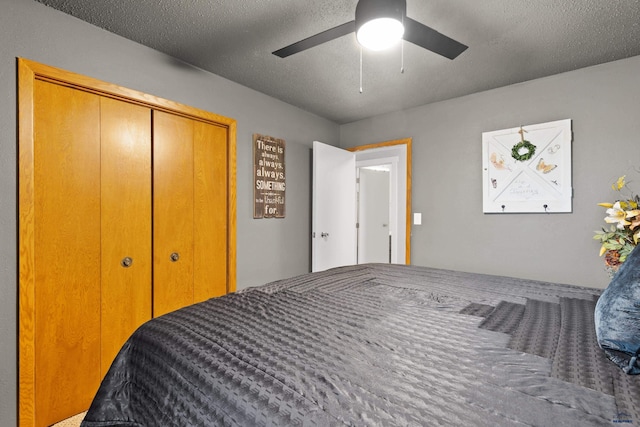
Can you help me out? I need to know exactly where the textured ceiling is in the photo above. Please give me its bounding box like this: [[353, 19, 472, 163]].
[[35, 0, 640, 124]]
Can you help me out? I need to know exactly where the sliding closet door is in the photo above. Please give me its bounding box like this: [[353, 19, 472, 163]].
[[153, 111, 195, 316], [100, 98, 152, 375], [33, 80, 102, 424]]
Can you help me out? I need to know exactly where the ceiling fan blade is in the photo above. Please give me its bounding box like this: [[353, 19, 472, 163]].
[[403, 17, 467, 59], [273, 21, 356, 58]]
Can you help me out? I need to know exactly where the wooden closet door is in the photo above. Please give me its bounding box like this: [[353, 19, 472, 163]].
[[100, 98, 152, 375], [193, 121, 229, 301], [153, 111, 195, 316], [33, 80, 102, 425], [153, 114, 229, 315], [20, 58, 236, 427]]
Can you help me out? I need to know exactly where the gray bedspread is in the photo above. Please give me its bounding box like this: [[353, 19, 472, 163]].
[[81, 264, 639, 426]]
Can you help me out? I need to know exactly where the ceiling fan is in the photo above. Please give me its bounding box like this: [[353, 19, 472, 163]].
[[272, 0, 467, 60]]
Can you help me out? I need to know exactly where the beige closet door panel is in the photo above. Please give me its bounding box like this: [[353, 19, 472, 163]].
[[153, 111, 195, 317], [193, 122, 228, 301], [100, 98, 152, 375], [33, 80, 102, 425]]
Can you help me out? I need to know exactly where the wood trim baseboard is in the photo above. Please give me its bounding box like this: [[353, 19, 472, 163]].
[[17, 56, 37, 427]]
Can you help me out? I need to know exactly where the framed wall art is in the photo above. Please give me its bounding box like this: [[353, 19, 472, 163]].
[[253, 134, 286, 218], [482, 119, 572, 213]]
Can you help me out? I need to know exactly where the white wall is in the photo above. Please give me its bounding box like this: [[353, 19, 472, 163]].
[[340, 54, 640, 289]]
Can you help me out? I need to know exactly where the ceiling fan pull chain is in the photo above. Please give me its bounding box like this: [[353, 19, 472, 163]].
[[401, 14, 405, 74], [401, 39, 405, 74], [359, 46, 363, 93]]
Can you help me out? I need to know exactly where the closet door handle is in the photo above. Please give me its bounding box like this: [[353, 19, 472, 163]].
[[121, 257, 133, 268], [170, 252, 180, 262]]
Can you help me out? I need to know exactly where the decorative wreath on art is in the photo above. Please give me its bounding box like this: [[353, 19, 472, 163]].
[[511, 140, 536, 162]]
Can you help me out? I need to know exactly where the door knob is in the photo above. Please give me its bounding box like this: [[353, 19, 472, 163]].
[[121, 257, 133, 268], [321, 232, 329, 238], [170, 252, 180, 262]]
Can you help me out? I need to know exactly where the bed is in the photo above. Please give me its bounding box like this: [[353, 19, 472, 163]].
[[81, 264, 639, 426]]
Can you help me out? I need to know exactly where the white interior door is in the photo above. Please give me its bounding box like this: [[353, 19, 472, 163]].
[[312, 141, 356, 272], [355, 151, 405, 264], [357, 167, 391, 263]]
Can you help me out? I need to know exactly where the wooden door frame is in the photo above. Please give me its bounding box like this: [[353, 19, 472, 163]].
[[348, 138, 412, 264], [17, 58, 237, 426]]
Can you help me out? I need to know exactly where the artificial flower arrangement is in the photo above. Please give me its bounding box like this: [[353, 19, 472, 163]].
[[593, 175, 640, 275]]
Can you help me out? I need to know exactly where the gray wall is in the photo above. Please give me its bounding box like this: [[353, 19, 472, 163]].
[[340, 54, 640, 290], [3, 0, 640, 424], [1, 0, 338, 423]]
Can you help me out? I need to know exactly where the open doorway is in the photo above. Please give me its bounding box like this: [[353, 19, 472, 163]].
[[312, 138, 411, 271], [357, 164, 391, 263], [350, 138, 411, 265]]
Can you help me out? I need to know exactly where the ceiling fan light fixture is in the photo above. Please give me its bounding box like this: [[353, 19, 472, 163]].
[[355, 0, 407, 51], [273, 0, 467, 61], [356, 18, 404, 51]]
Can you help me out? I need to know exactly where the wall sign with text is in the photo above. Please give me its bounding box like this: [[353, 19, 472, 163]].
[[253, 134, 286, 218]]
